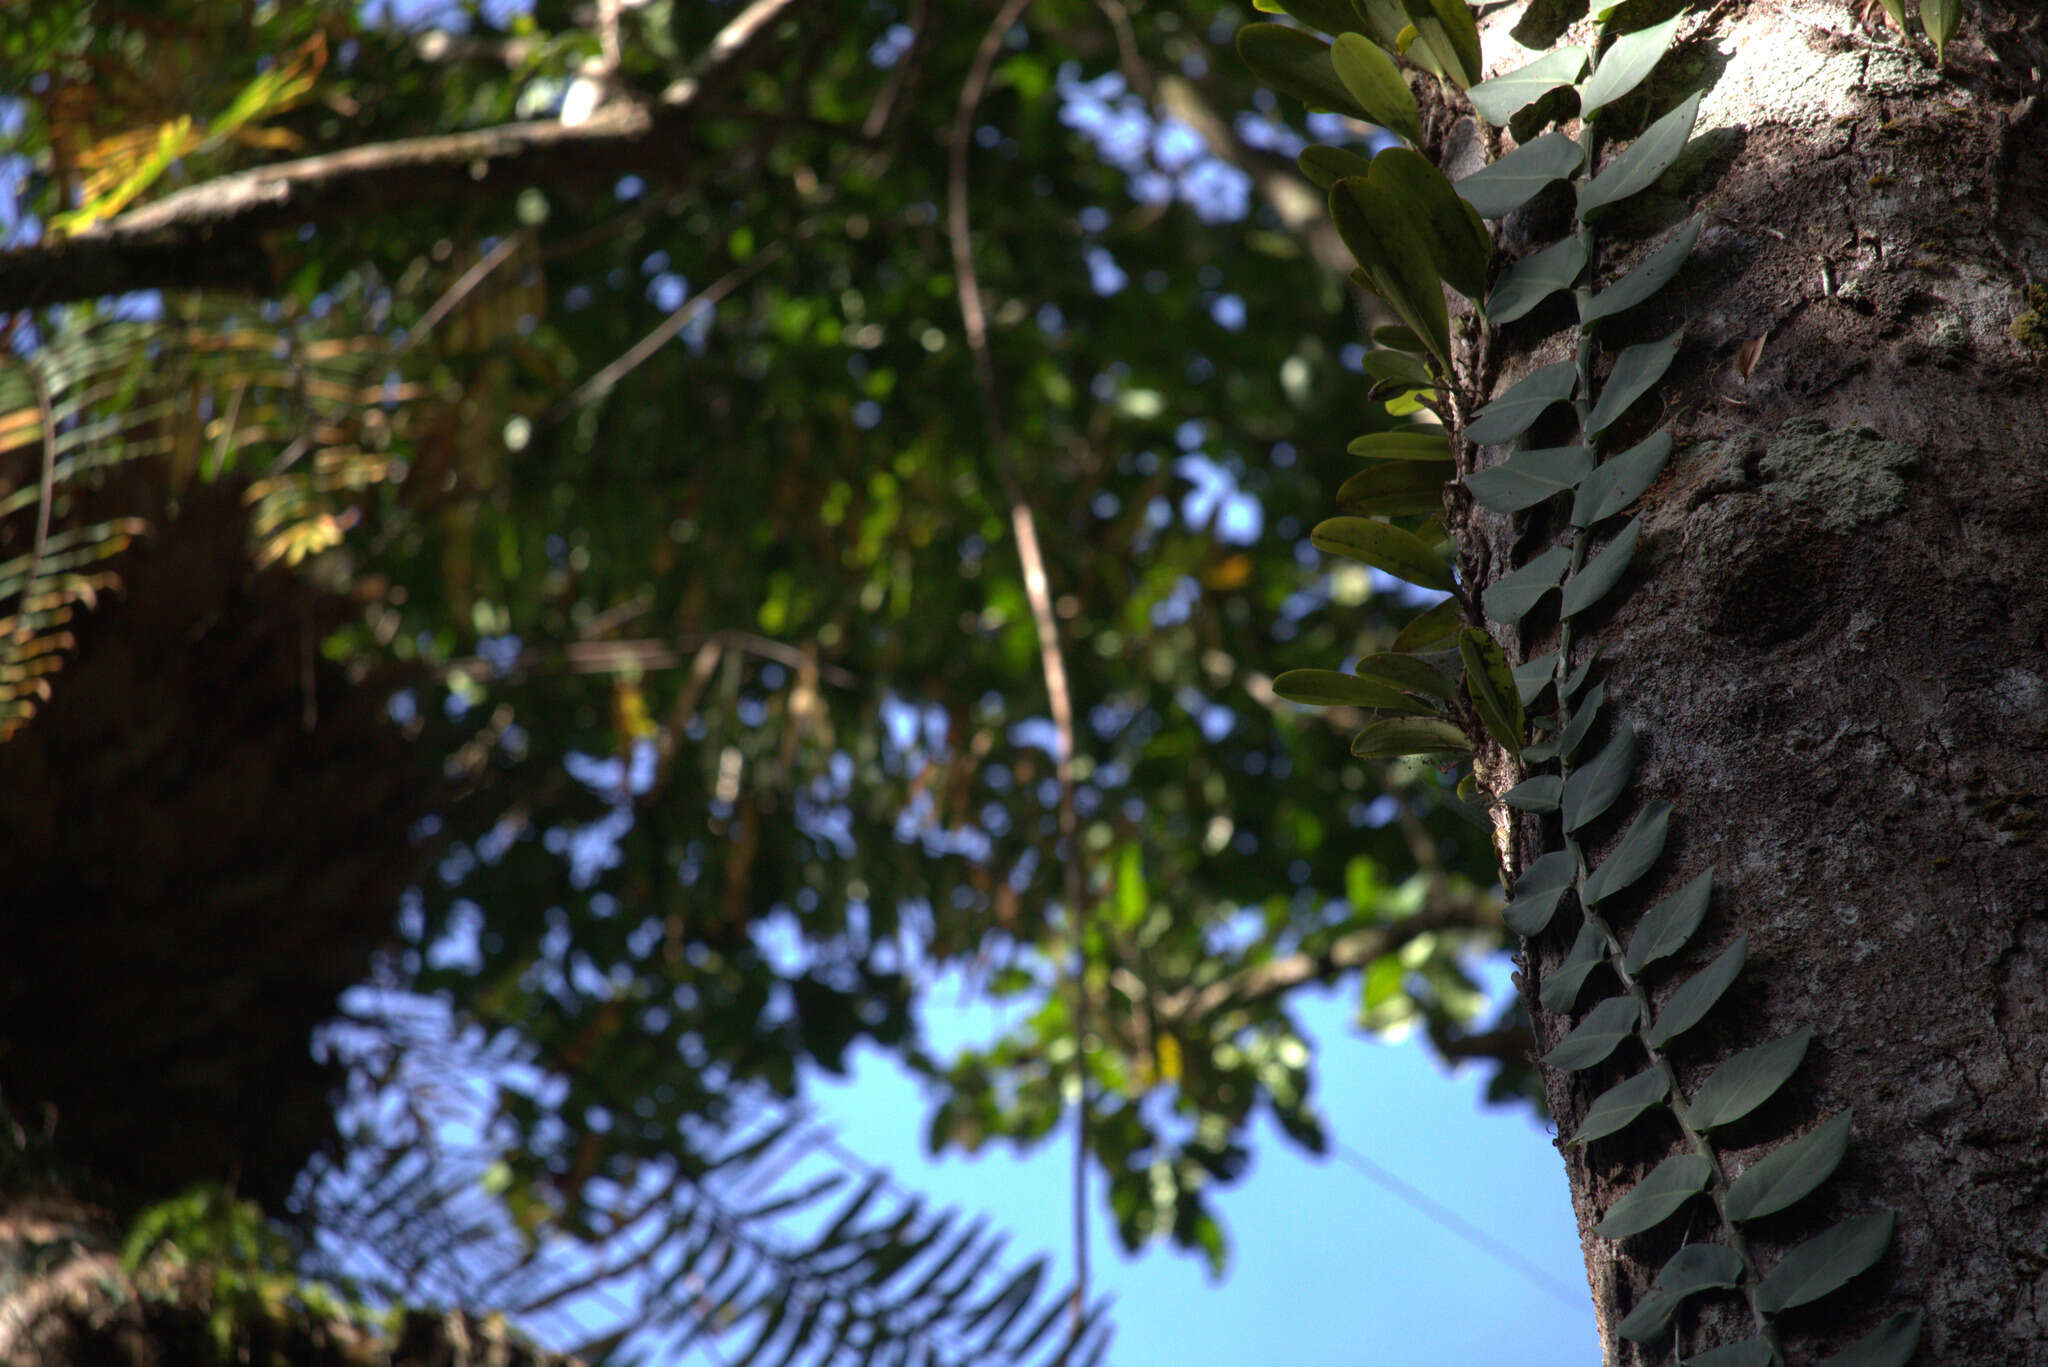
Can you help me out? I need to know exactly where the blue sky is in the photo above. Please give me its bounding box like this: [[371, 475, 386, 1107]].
[[800, 986, 1599, 1367]]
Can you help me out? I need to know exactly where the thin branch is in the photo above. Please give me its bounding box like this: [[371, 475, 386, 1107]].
[[408, 229, 532, 345], [0, 0, 802, 310], [546, 241, 786, 419], [945, 0, 1096, 1351], [17, 367, 59, 646]]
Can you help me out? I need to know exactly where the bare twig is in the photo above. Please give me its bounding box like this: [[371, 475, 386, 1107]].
[[409, 229, 532, 345], [547, 241, 786, 418], [17, 368, 59, 647], [945, 0, 1098, 1348]]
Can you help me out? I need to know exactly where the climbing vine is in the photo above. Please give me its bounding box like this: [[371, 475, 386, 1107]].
[[1238, 2, 1940, 1363]]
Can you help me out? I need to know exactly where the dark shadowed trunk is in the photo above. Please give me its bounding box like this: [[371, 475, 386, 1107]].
[[1463, 2, 2048, 1361]]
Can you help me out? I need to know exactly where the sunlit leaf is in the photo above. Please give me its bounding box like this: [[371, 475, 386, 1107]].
[[1541, 993, 1638, 1071], [1467, 46, 1588, 125], [1332, 34, 1425, 143], [1578, 13, 1685, 119], [1726, 1111, 1854, 1223], [1595, 1153, 1711, 1237], [1578, 90, 1703, 216], [1919, 0, 1959, 62], [1645, 933, 1747, 1047], [1408, 0, 1484, 88], [1348, 428, 1451, 460], [1754, 1212, 1895, 1313], [1454, 131, 1586, 219], [1268, 0, 1372, 37], [1688, 1028, 1813, 1132]]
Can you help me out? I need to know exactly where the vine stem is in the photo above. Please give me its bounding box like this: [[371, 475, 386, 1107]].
[[945, 0, 1096, 1355], [1550, 115, 1782, 1366]]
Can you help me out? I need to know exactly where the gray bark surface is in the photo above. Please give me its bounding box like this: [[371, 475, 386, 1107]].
[[1464, 2, 2048, 1361]]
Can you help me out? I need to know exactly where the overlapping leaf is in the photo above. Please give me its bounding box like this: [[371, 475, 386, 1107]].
[[1467, 46, 1588, 126], [1466, 361, 1578, 444], [1464, 445, 1593, 514], [1579, 90, 1703, 216], [1596, 1153, 1712, 1238], [1455, 132, 1585, 220]]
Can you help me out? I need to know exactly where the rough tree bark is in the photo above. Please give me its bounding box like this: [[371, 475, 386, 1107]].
[[1461, 2, 2047, 1361]]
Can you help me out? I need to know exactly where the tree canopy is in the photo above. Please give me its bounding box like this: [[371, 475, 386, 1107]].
[[0, 2, 1524, 1361]]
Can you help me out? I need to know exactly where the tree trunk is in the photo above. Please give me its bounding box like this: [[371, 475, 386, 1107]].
[[1469, 3, 2048, 1362]]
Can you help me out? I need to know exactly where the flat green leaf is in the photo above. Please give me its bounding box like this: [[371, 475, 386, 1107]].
[[1336, 459, 1453, 516], [1312, 516, 1455, 590], [1362, 348, 1434, 388], [1455, 131, 1585, 219], [1560, 680, 1604, 760], [1578, 13, 1685, 119], [1503, 775, 1561, 812], [1408, 0, 1483, 88], [1655, 1242, 1745, 1297], [1624, 868, 1714, 973], [1585, 214, 1704, 324], [1818, 1312, 1921, 1367], [1622, 1242, 1744, 1339], [1393, 595, 1462, 652], [1595, 1153, 1711, 1237], [1351, 716, 1473, 758], [1459, 627, 1526, 754], [1685, 1340, 1774, 1367], [1367, 147, 1492, 299], [1298, 144, 1378, 189], [1587, 331, 1681, 435], [1616, 1290, 1685, 1344], [1563, 720, 1638, 832], [1466, 360, 1578, 445], [1272, 668, 1439, 712], [1464, 445, 1594, 514], [1353, 652, 1459, 705], [1331, 34, 1425, 142], [1331, 178, 1452, 368], [1513, 651, 1557, 705], [1237, 25, 1366, 116], [1541, 993, 1639, 1071], [1559, 516, 1642, 617], [1504, 849, 1576, 935], [1572, 1066, 1669, 1145], [1726, 1111, 1854, 1223], [1541, 920, 1607, 1010], [1919, 0, 1959, 62], [1522, 738, 1559, 763], [1383, 385, 1437, 416], [1875, 0, 1908, 34], [1348, 428, 1450, 460], [1467, 45, 1588, 125], [1391, 19, 1448, 80], [1487, 236, 1588, 325], [1579, 90, 1703, 216], [1562, 648, 1600, 700], [1269, 0, 1372, 37], [1688, 1027, 1813, 1132], [1573, 428, 1673, 526], [1583, 799, 1670, 903], [1755, 1211, 1894, 1313], [1645, 933, 1747, 1048], [1353, 0, 1415, 48], [1370, 324, 1426, 352], [1482, 543, 1570, 625]]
